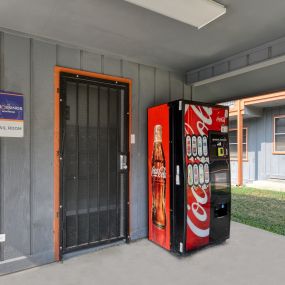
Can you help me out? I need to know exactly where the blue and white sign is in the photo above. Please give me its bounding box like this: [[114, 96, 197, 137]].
[[0, 90, 24, 137]]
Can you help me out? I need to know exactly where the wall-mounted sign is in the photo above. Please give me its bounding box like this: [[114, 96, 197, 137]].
[[0, 90, 24, 137]]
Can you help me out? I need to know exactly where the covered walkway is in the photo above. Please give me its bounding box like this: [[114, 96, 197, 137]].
[[2, 222, 285, 285]]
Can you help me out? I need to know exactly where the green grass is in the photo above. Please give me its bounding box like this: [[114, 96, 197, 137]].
[[231, 186, 285, 236]]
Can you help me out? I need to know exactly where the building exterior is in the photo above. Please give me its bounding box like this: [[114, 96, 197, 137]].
[[0, 30, 191, 275], [1, 0, 285, 277], [227, 92, 285, 184]]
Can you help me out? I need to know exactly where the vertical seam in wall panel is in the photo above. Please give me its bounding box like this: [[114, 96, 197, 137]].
[[120, 59, 123, 77], [154, 68, 156, 104], [268, 46, 272, 59], [101, 55, 104, 74], [0, 31, 4, 261], [168, 71, 171, 101], [29, 38, 33, 256], [55, 44, 59, 66], [137, 64, 141, 233], [79, 50, 83, 70], [190, 85, 193, 101]]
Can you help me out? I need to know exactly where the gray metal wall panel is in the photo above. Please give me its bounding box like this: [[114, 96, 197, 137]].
[[214, 62, 228, 76], [272, 41, 285, 57], [277, 107, 285, 177], [155, 69, 170, 104], [2, 34, 31, 259], [267, 106, 285, 179], [137, 65, 155, 238], [56, 45, 80, 69], [257, 114, 266, 180], [230, 161, 237, 184], [81, 51, 102, 73], [266, 109, 277, 177], [104, 56, 121, 76], [31, 40, 56, 254], [249, 48, 268, 65], [230, 106, 285, 184], [199, 67, 212, 81], [246, 121, 256, 182], [121, 60, 140, 238], [0, 31, 187, 272], [183, 84, 191, 100], [170, 72, 183, 101], [230, 56, 247, 71]]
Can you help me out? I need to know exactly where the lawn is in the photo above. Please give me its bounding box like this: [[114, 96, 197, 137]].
[[231, 187, 285, 236]]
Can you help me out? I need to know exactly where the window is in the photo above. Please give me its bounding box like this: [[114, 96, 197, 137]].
[[229, 128, 247, 160], [274, 116, 285, 153]]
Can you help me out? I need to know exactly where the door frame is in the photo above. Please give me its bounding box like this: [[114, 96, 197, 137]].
[[53, 66, 132, 261]]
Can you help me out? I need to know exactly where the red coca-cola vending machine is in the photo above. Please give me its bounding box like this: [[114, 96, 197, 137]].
[[148, 100, 231, 254]]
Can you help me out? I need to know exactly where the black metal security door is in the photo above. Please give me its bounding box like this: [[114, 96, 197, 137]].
[[59, 72, 129, 255]]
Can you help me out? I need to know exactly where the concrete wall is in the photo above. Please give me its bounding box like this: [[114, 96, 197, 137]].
[[230, 106, 285, 184], [0, 30, 191, 274]]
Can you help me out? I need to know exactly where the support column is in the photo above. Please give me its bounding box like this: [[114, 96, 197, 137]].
[[237, 100, 243, 186]]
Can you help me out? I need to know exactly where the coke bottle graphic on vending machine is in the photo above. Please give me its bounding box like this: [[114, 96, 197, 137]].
[[148, 104, 170, 250], [151, 125, 166, 229]]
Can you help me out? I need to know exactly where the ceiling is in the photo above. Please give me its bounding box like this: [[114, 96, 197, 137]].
[[1, 0, 285, 72]]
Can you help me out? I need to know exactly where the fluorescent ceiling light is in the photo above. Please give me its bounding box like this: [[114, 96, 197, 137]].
[[124, 0, 226, 29]]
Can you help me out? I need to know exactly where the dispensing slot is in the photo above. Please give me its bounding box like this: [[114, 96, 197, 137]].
[[214, 203, 228, 218]]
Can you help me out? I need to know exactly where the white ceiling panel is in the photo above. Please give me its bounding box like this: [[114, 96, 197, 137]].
[[124, 0, 226, 29]]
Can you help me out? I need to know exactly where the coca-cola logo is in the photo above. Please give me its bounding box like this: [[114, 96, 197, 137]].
[[216, 116, 226, 123], [187, 185, 210, 238], [189, 105, 213, 136], [151, 166, 166, 179]]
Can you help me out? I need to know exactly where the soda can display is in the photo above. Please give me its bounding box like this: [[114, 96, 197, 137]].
[[187, 164, 193, 186], [204, 163, 209, 184], [193, 164, 199, 185], [203, 136, 208, 156], [197, 136, 203, 157], [199, 164, 204, 185], [186, 135, 192, 157], [192, 136, 197, 157]]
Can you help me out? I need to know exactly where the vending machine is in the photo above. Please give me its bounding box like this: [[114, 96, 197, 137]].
[[148, 100, 231, 254]]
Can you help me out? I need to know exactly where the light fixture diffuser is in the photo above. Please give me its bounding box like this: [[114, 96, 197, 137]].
[[124, 0, 226, 29]]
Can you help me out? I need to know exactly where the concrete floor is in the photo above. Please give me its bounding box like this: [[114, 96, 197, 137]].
[[246, 179, 285, 192], [1, 222, 285, 285]]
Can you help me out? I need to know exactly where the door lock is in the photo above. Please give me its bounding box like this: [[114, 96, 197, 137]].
[[120, 154, 128, 170]]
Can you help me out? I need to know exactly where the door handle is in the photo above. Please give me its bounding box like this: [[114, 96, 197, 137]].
[[120, 154, 128, 170]]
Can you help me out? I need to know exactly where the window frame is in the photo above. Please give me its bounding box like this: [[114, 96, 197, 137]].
[[229, 128, 248, 161], [273, 115, 285, 155]]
